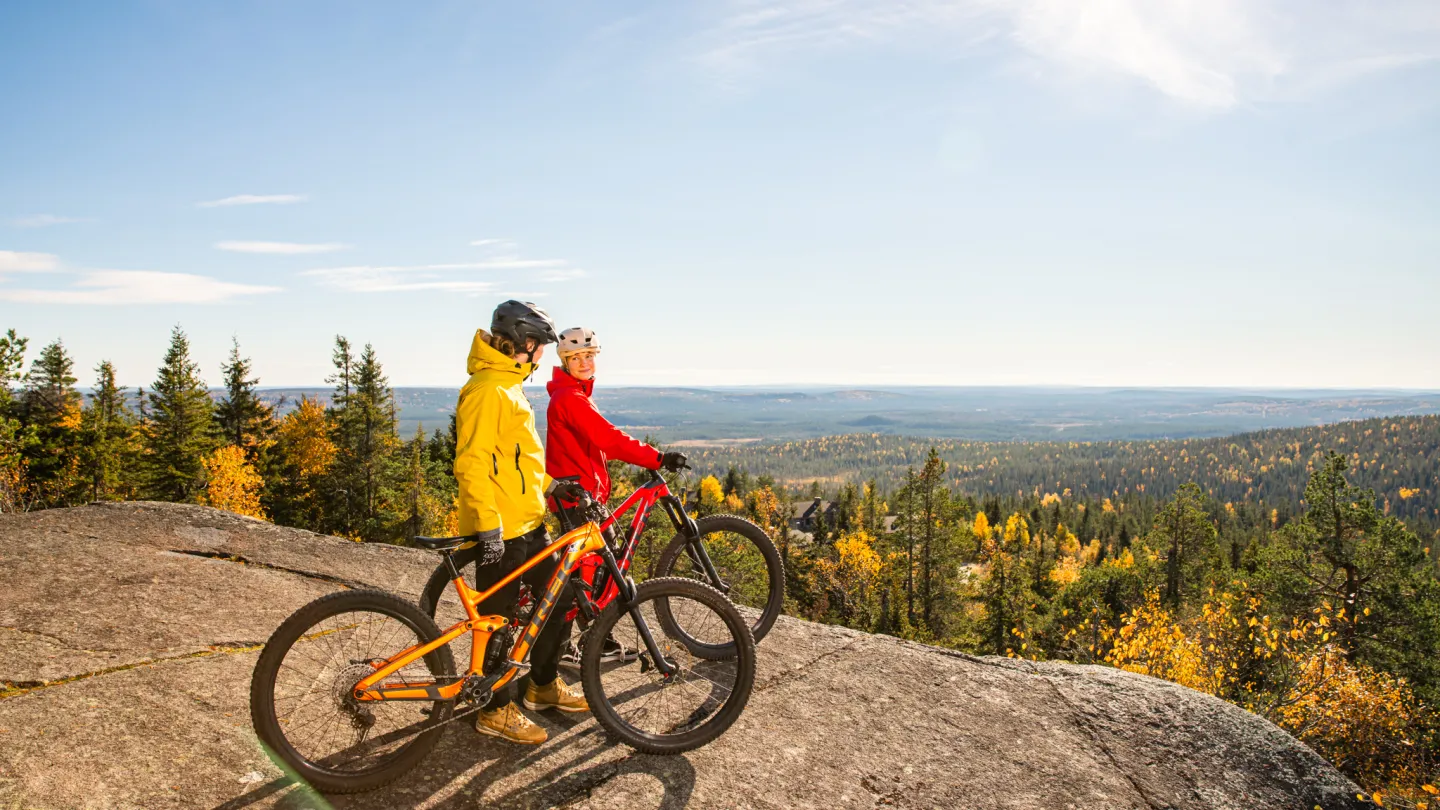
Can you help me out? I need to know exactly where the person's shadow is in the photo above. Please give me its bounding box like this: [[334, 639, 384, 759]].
[[215, 704, 696, 810]]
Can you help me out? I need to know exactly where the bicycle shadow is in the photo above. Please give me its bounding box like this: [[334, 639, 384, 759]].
[[215, 707, 696, 810]]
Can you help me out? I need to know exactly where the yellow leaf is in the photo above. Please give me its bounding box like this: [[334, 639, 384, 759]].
[[1425, 785, 1439, 795]]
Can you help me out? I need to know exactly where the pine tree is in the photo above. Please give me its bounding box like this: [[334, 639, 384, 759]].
[[1145, 483, 1218, 608], [0, 330, 31, 511], [142, 326, 218, 502], [0, 330, 27, 412], [21, 339, 84, 506], [81, 360, 137, 501], [860, 479, 884, 536], [214, 337, 275, 452], [916, 448, 952, 635], [1259, 453, 1440, 700]]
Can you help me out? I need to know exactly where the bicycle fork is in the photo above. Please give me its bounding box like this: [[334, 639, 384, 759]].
[[661, 497, 730, 597], [594, 541, 678, 677]]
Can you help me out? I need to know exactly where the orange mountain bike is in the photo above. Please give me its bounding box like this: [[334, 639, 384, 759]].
[[249, 492, 756, 794]]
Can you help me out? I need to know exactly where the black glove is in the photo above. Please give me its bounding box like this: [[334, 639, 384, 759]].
[[659, 451, 689, 472], [473, 528, 504, 566], [547, 478, 588, 503]]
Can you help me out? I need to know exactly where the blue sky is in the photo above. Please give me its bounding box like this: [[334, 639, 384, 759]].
[[2, 1, 1437, 388]]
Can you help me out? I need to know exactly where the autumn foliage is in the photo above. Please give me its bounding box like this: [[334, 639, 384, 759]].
[[200, 445, 266, 520]]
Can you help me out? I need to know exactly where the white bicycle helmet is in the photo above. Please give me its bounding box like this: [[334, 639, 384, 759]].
[[557, 326, 601, 359]]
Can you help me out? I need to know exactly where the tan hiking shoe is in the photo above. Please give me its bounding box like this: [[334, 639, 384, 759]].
[[474, 703, 547, 745], [523, 677, 590, 714]]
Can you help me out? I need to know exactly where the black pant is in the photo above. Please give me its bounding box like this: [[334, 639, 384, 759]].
[[473, 526, 574, 709]]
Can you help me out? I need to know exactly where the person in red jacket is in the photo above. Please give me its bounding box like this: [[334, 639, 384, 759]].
[[546, 326, 687, 666]]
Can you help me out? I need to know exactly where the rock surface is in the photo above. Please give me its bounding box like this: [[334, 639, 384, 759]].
[[0, 503, 1362, 809]]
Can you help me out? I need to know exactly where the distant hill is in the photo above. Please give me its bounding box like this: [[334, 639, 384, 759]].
[[684, 414, 1440, 532], [251, 385, 1440, 443]]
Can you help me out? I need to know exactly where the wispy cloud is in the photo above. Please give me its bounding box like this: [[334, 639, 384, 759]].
[[304, 258, 572, 294], [303, 264, 496, 294], [0, 270, 280, 305], [0, 250, 60, 273], [470, 238, 518, 249], [699, 0, 1440, 109], [216, 240, 350, 255], [10, 214, 88, 228], [538, 268, 588, 282], [197, 194, 308, 208]]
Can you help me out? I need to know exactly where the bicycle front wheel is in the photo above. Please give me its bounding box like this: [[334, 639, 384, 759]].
[[249, 590, 456, 794], [581, 577, 756, 755], [653, 514, 784, 657]]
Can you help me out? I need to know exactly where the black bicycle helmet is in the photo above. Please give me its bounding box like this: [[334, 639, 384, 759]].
[[491, 300, 559, 350]]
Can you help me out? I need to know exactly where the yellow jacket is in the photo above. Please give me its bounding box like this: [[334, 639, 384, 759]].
[[453, 332, 552, 538]]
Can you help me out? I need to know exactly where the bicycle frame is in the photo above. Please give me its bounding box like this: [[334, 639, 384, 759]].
[[568, 472, 726, 615], [351, 521, 608, 703]]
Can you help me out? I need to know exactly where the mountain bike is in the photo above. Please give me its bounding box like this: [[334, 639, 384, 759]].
[[249, 491, 757, 794], [419, 468, 784, 662]]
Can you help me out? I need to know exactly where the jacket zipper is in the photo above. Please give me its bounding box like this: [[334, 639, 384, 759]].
[[514, 444, 525, 494]]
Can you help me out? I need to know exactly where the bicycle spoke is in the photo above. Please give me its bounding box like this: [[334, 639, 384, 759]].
[[588, 589, 744, 741], [268, 608, 444, 774]]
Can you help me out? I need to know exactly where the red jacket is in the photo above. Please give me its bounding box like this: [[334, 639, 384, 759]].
[[545, 366, 662, 505]]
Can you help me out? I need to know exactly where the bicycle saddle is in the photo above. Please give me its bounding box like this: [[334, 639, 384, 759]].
[[413, 534, 476, 552]]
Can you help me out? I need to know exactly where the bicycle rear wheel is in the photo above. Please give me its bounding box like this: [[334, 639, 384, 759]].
[[250, 590, 456, 794], [581, 577, 755, 755], [653, 514, 784, 658]]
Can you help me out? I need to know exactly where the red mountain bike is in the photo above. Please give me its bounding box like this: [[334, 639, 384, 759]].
[[419, 469, 784, 662]]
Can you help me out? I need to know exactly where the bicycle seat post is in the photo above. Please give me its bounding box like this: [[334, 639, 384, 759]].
[[441, 550, 463, 582]]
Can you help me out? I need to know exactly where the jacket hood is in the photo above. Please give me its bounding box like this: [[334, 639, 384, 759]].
[[548, 365, 594, 397], [468, 330, 536, 378]]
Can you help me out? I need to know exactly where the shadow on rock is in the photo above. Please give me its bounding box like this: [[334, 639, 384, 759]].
[[215, 709, 695, 810]]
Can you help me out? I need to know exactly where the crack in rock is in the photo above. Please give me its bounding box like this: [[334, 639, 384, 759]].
[[0, 643, 263, 701], [166, 549, 374, 590], [0, 624, 83, 649], [1040, 674, 1164, 810], [756, 636, 865, 693]]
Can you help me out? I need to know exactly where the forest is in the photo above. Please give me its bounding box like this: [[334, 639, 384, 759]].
[[3, 325, 1438, 806]]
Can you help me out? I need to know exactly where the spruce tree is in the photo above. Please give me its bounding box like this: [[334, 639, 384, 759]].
[[81, 360, 136, 501], [143, 326, 218, 502], [214, 337, 274, 452], [24, 339, 80, 419], [325, 339, 399, 541], [22, 339, 83, 506]]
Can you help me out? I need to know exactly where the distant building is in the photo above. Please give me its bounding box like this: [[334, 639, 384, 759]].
[[791, 498, 837, 534], [787, 498, 897, 535]]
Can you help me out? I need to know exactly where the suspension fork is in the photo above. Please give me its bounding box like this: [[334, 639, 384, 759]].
[[596, 542, 677, 676], [659, 495, 730, 596]]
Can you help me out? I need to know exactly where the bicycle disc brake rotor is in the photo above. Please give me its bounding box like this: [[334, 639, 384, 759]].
[[640, 640, 690, 684]]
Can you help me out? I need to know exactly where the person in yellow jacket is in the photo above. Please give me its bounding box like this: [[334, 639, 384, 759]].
[[456, 300, 589, 746]]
